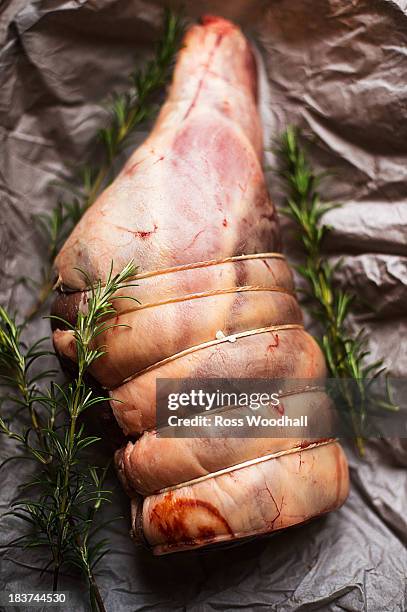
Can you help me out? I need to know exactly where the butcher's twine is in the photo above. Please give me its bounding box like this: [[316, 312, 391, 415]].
[[56, 252, 287, 291], [130, 252, 287, 280], [156, 438, 337, 494], [117, 323, 304, 386], [117, 284, 295, 315], [115, 252, 293, 314]]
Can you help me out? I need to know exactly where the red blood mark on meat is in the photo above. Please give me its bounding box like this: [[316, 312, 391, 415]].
[[277, 401, 285, 416], [183, 32, 224, 120], [214, 195, 223, 212], [124, 159, 143, 176], [264, 483, 282, 528], [150, 493, 233, 544], [135, 224, 158, 239], [267, 333, 279, 350], [183, 79, 205, 120], [152, 155, 165, 164], [185, 229, 206, 250], [222, 218, 228, 227], [201, 15, 235, 34]]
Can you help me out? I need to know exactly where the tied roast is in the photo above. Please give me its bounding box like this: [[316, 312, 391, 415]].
[[52, 15, 349, 555]]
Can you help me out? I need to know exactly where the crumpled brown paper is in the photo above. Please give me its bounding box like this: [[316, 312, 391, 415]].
[[0, 1, 406, 610]]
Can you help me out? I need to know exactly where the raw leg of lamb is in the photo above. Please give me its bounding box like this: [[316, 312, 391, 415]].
[[52, 15, 349, 554]]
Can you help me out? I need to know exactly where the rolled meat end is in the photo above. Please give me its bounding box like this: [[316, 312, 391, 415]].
[[132, 440, 349, 555]]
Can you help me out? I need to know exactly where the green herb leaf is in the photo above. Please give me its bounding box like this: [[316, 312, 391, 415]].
[[1, 261, 137, 611], [277, 126, 398, 454]]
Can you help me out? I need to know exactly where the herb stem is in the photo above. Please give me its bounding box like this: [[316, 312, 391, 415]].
[[0, 307, 47, 448], [89, 574, 107, 612], [1, 262, 137, 611], [278, 126, 397, 453], [52, 566, 59, 593]]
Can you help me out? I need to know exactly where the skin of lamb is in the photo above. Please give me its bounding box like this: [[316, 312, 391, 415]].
[[116, 389, 336, 496], [109, 327, 326, 435], [52, 257, 295, 327], [51, 15, 350, 555], [52, 256, 300, 392], [53, 16, 278, 293], [133, 441, 349, 554], [52, 15, 284, 392], [53, 290, 303, 388]]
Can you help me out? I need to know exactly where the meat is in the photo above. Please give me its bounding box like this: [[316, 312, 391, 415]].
[[52, 15, 349, 554], [115, 389, 337, 497], [133, 440, 348, 554]]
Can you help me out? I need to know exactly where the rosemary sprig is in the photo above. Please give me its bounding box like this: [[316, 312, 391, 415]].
[[1, 261, 137, 611], [278, 126, 397, 454], [0, 306, 55, 457], [30, 9, 184, 319]]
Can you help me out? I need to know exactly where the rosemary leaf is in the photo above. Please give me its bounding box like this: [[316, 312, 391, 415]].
[[277, 126, 398, 454], [1, 261, 137, 611]]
